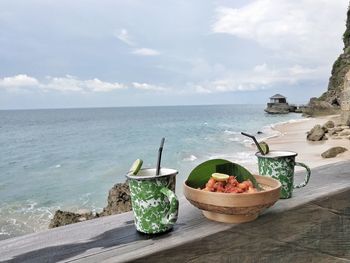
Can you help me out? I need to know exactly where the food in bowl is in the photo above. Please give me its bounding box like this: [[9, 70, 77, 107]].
[[184, 159, 281, 223], [202, 173, 257, 193], [184, 175, 281, 223]]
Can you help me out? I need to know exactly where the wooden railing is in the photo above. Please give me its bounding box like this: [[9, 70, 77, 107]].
[[1, 162, 350, 262]]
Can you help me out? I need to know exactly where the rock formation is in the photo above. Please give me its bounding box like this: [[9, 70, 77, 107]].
[[49, 182, 132, 228], [321, 147, 348, 158], [306, 4, 350, 116], [49, 210, 98, 228], [341, 70, 350, 125], [323, 120, 335, 129], [99, 183, 132, 216], [307, 120, 350, 141], [303, 98, 336, 117], [319, 5, 350, 106], [306, 125, 326, 141]]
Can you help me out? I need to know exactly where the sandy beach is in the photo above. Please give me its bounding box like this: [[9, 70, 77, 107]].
[[266, 115, 350, 170]]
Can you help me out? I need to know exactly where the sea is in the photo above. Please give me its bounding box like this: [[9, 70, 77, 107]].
[[0, 104, 303, 240]]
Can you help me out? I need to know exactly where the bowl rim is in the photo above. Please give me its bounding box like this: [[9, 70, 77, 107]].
[[183, 174, 281, 196]]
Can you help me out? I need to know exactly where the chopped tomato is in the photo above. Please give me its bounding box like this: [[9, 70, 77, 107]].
[[202, 176, 257, 193]]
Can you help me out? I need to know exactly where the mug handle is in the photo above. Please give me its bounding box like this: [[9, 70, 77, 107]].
[[294, 162, 311, 189], [160, 187, 179, 226]]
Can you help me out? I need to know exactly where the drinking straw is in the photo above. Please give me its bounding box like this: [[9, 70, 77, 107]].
[[241, 132, 265, 155], [156, 137, 165, 175]]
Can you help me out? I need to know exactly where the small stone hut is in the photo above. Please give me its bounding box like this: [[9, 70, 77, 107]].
[[269, 94, 287, 104], [265, 94, 290, 114]]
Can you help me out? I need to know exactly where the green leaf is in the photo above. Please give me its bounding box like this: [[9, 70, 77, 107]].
[[186, 159, 261, 190]]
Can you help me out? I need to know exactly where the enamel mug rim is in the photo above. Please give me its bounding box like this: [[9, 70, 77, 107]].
[[255, 150, 298, 159], [126, 168, 178, 180]]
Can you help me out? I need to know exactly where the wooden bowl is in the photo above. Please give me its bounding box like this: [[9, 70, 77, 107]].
[[183, 175, 281, 223]]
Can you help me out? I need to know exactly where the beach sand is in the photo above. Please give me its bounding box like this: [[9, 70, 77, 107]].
[[266, 115, 350, 170]]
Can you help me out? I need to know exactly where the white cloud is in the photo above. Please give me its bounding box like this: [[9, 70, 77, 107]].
[[0, 74, 39, 88], [0, 75, 171, 94], [42, 76, 126, 93], [192, 63, 326, 94], [132, 82, 166, 91], [212, 0, 348, 63], [195, 0, 348, 95], [115, 28, 135, 46], [42, 75, 85, 92], [0, 63, 323, 95], [0, 75, 126, 93], [131, 48, 160, 56], [85, 78, 125, 92]]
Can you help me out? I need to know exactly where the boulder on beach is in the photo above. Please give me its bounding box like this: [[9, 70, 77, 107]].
[[49, 182, 132, 229], [334, 127, 344, 133], [339, 130, 350, 136], [321, 147, 348, 158], [323, 120, 335, 130], [307, 125, 326, 141]]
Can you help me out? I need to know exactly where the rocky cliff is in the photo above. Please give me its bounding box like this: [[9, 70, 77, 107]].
[[49, 182, 132, 228], [319, 4, 350, 106], [305, 3, 350, 117]]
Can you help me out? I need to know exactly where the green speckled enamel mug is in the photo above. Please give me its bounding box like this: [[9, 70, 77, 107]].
[[126, 168, 178, 234], [256, 151, 311, 199]]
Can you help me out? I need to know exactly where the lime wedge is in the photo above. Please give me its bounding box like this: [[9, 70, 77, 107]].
[[212, 173, 229, 181], [259, 142, 270, 155], [129, 159, 143, 175]]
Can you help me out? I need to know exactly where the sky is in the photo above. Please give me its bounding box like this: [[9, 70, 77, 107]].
[[0, 0, 348, 109]]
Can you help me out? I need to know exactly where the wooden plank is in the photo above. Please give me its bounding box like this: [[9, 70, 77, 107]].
[[136, 189, 350, 263], [1, 161, 350, 263]]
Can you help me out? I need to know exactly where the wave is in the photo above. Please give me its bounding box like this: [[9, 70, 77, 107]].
[[222, 117, 309, 150], [270, 117, 310, 129], [0, 200, 60, 240], [223, 132, 262, 148], [228, 137, 240, 142], [256, 126, 281, 142], [224, 130, 240, 135], [259, 117, 310, 142], [207, 151, 256, 165], [223, 130, 249, 146], [0, 196, 104, 240]]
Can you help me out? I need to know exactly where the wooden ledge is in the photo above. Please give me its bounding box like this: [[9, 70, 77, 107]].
[[1, 161, 350, 262]]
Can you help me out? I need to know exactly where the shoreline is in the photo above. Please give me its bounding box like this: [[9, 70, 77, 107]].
[[201, 114, 348, 176], [265, 114, 350, 169]]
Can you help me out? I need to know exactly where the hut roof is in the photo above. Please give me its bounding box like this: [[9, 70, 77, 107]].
[[270, 94, 286, 99]]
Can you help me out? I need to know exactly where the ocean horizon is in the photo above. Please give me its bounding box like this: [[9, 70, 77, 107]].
[[0, 103, 269, 111], [0, 104, 303, 239]]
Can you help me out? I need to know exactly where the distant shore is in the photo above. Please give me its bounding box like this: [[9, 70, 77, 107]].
[[265, 115, 350, 170]]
